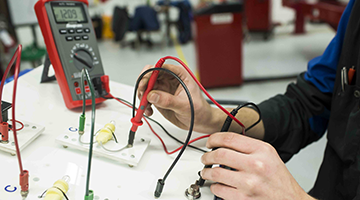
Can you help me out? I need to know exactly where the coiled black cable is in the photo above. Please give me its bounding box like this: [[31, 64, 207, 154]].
[[132, 68, 194, 198]]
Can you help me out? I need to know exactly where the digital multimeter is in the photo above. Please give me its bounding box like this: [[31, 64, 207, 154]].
[[35, 0, 110, 109]]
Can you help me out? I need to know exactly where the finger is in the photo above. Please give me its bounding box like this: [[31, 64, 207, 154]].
[[144, 104, 153, 116], [147, 90, 187, 111], [139, 64, 185, 84], [201, 167, 240, 189], [137, 78, 148, 99], [159, 64, 188, 78], [137, 65, 154, 97], [138, 64, 154, 79], [210, 183, 245, 200], [201, 148, 249, 170], [138, 64, 188, 99], [206, 132, 266, 154]]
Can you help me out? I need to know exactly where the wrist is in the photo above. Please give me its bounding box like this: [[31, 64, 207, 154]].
[[195, 106, 227, 133], [294, 180, 316, 200]]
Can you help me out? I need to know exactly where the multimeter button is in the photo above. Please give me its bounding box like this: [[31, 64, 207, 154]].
[[85, 86, 90, 93], [66, 36, 73, 41], [82, 35, 89, 40], [59, 29, 67, 34], [76, 29, 83, 33], [84, 28, 90, 33], [75, 88, 82, 94], [68, 29, 75, 34], [74, 36, 81, 40]]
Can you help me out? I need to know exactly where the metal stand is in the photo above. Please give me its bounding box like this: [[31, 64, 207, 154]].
[[40, 53, 56, 83]]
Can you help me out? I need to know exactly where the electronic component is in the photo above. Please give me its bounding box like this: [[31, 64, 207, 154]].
[[42, 175, 70, 200], [95, 120, 116, 144], [35, 0, 110, 109]]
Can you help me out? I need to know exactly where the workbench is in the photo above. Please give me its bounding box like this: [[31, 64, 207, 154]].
[[283, 0, 347, 34], [0, 67, 213, 200]]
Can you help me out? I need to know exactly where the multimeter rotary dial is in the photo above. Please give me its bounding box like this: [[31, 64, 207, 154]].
[[70, 43, 99, 71]]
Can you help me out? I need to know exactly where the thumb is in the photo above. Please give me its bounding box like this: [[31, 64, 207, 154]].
[[147, 90, 183, 111]]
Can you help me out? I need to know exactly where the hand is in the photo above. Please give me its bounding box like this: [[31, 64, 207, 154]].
[[137, 64, 224, 133], [200, 132, 314, 200]]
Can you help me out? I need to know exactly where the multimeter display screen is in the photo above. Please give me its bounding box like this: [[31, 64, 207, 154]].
[[52, 6, 86, 23]]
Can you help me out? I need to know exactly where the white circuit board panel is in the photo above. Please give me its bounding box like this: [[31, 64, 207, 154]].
[[0, 120, 45, 155], [56, 123, 151, 167]]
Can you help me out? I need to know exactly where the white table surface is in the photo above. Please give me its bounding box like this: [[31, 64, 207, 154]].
[[0, 67, 213, 200]]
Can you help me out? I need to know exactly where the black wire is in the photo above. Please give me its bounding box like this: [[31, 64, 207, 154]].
[[112, 132, 118, 143], [145, 115, 206, 153], [102, 96, 206, 153], [208, 100, 261, 132], [227, 102, 261, 132], [242, 102, 262, 132], [39, 186, 69, 200], [133, 67, 194, 182]]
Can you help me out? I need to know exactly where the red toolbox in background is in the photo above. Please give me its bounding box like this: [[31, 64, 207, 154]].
[[245, 0, 273, 39], [194, 3, 243, 88]]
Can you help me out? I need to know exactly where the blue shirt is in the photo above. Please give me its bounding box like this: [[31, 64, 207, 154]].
[[304, 0, 355, 93], [303, 0, 355, 136]]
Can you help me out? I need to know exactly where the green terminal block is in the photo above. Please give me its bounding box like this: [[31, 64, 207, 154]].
[[79, 114, 86, 135], [85, 190, 94, 200]]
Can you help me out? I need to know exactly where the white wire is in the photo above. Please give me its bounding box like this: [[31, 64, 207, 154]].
[[78, 129, 101, 145], [79, 135, 98, 145], [99, 141, 127, 153]]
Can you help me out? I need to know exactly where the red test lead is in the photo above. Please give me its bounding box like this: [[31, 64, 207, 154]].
[[0, 45, 29, 198], [128, 58, 166, 147]]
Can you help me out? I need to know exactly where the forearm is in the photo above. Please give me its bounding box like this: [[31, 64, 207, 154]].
[[210, 107, 265, 140]]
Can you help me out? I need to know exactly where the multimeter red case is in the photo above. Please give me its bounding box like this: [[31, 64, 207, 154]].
[[35, 0, 110, 109]]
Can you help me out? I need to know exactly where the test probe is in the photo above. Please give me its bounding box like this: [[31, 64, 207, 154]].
[[127, 59, 165, 147]]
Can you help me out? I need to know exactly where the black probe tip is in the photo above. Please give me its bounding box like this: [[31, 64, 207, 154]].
[[154, 179, 165, 198], [128, 130, 136, 147]]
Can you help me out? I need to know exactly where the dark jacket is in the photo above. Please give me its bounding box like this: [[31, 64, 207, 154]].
[[258, 0, 360, 198]]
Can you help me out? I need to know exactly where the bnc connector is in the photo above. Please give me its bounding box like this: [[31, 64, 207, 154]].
[[185, 181, 201, 200]]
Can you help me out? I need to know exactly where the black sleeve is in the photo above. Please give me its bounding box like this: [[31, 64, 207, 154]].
[[258, 72, 332, 162]]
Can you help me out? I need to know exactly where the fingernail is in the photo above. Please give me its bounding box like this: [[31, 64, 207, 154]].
[[200, 170, 204, 177], [148, 93, 159, 104]]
